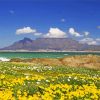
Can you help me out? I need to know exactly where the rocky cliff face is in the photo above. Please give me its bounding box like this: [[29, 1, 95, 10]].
[[1, 37, 100, 51]]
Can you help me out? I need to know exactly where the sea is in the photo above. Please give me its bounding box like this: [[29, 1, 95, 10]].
[[0, 52, 100, 61]]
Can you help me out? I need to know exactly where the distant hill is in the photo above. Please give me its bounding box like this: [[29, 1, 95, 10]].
[[1, 37, 100, 51]]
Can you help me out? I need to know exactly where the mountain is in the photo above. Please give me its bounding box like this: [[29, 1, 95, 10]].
[[1, 37, 100, 51]]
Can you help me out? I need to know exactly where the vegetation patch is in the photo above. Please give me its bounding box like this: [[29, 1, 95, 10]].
[[0, 62, 100, 100]]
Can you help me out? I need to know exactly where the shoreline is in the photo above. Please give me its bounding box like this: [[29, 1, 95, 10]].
[[0, 50, 100, 53], [0, 54, 100, 69], [9, 54, 100, 70]]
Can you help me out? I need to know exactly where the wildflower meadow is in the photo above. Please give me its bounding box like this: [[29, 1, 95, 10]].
[[0, 62, 100, 100]]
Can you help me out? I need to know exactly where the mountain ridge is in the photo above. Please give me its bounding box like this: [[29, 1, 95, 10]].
[[1, 37, 100, 51]]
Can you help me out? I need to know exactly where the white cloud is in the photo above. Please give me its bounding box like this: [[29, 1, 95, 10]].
[[16, 27, 36, 35], [34, 33, 42, 36], [9, 10, 14, 14], [96, 38, 100, 45], [79, 38, 99, 45], [43, 28, 67, 38], [84, 31, 89, 36], [96, 38, 100, 41], [97, 26, 100, 29], [69, 28, 82, 37], [61, 18, 66, 22]]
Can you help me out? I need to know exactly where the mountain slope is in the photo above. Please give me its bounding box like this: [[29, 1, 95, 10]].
[[1, 38, 100, 51]]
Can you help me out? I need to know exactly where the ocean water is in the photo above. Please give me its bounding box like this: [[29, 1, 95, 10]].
[[0, 52, 100, 61]]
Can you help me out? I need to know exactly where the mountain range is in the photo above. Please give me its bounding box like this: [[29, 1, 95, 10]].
[[0, 37, 100, 51]]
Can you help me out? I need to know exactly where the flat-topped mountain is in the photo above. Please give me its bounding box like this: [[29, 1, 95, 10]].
[[1, 37, 100, 51]]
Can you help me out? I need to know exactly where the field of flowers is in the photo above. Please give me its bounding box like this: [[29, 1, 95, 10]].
[[0, 62, 100, 100]]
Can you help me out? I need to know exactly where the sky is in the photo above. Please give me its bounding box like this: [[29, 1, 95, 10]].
[[0, 0, 100, 48]]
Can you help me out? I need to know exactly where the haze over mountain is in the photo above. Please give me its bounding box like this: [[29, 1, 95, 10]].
[[1, 38, 100, 51]]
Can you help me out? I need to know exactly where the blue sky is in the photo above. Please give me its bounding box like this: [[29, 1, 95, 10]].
[[0, 0, 100, 47]]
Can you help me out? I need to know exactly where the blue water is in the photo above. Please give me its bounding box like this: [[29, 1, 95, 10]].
[[0, 52, 100, 59]]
